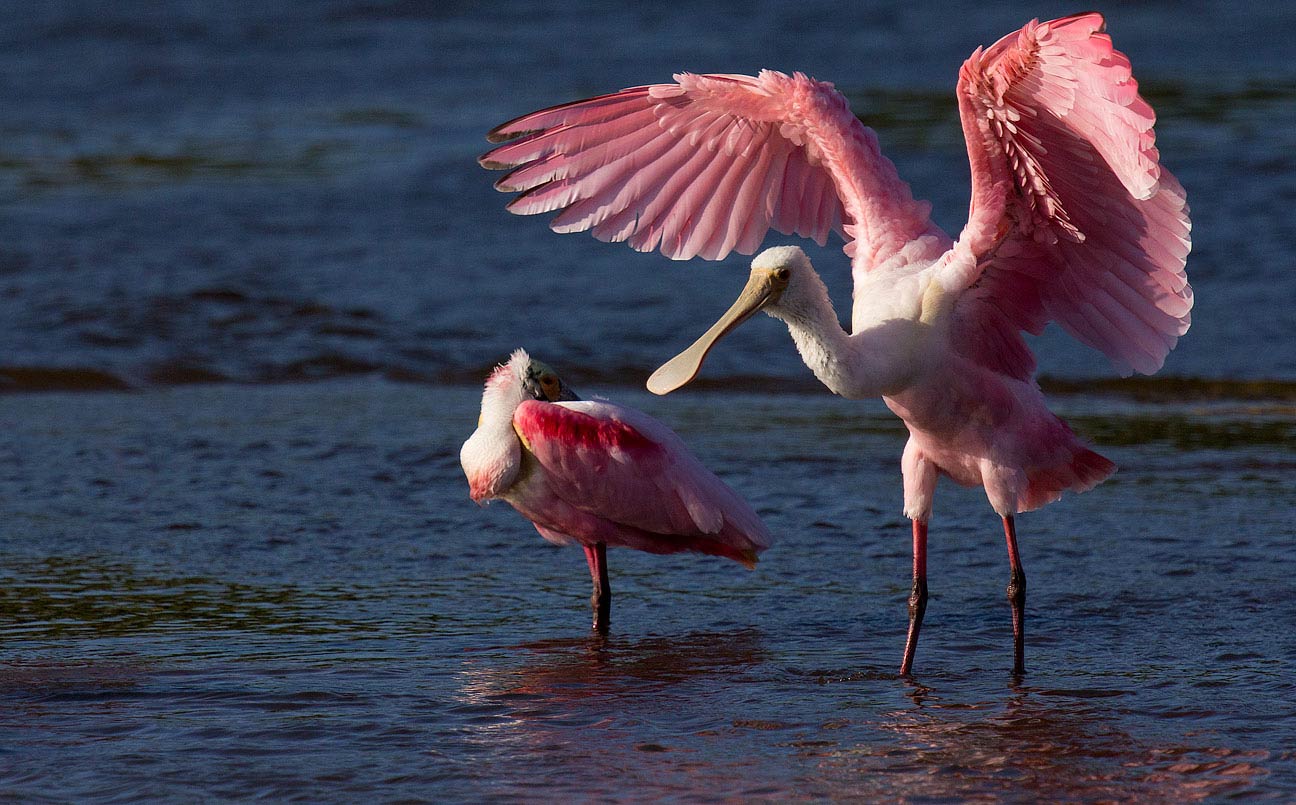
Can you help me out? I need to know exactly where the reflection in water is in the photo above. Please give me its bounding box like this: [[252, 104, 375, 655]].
[[458, 628, 768, 704], [456, 639, 1270, 800], [811, 686, 1270, 801], [1, 379, 1291, 799], [454, 630, 773, 794]]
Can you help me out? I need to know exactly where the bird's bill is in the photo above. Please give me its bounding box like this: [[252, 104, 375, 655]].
[[647, 270, 783, 395]]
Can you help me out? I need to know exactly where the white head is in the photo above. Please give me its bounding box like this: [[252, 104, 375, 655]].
[[648, 246, 829, 394], [479, 348, 578, 418], [461, 349, 577, 501]]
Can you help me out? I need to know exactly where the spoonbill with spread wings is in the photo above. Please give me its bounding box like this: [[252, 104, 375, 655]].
[[479, 13, 1191, 674]]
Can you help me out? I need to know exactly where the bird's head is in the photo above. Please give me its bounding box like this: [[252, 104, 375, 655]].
[[485, 349, 580, 407], [477, 349, 578, 434], [521, 357, 580, 402], [648, 245, 821, 395]]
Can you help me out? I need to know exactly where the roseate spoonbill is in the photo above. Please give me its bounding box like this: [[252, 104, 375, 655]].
[[479, 13, 1192, 674], [459, 349, 772, 633]]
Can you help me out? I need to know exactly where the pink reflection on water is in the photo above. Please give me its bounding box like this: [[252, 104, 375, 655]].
[[455, 640, 1270, 800], [454, 630, 777, 795], [457, 629, 768, 705], [806, 684, 1270, 801]]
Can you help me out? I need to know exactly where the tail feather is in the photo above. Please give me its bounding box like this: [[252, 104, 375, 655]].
[[1020, 446, 1116, 513], [610, 529, 769, 568]]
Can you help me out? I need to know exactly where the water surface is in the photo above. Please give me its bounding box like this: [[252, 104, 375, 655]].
[[2, 0, 1295, 800], [2, 383, 1294, 800], [1, 0, 1294, 388]]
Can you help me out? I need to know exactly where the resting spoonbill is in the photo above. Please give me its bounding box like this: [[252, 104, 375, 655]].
[[479, 13, 1192, 674], [460, 349, 772, 633]]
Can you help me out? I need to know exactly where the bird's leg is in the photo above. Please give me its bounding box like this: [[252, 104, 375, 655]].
[[900, 518, 929, 676], [583, 542, 611, 634], [1003, 515, 1026, 675]]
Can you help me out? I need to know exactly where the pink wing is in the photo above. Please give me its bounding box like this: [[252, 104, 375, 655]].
[[944, 13, 1192, 379], [481, 71, 933, 268], [512, 398, 771, 551]]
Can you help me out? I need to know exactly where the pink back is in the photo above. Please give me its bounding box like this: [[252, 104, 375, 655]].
[[512, 398, 771, 550]]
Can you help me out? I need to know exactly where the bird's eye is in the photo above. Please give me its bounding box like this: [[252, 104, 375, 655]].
[[776, 268, 791, 281]]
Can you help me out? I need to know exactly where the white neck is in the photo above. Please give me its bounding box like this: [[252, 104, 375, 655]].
[[769, 268, 923, 399], [460, 367, 528, 501], [479, 372, 527, 434]]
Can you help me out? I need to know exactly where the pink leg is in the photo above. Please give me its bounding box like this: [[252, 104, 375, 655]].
[[900, 519, 929, 676], [1003, 515, 1026, 675], [583, 542, 610, 634]]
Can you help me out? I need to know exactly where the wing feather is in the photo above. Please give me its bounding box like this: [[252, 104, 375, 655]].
[[512, 399, 771, 550], [945, 12, 1192, 379], [482, 70, 934, 268]]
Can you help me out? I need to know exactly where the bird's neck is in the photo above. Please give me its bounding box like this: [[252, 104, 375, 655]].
[[478, 371, 527, 433], [460, 378, 526, 501], [771, 272, 922, 399]]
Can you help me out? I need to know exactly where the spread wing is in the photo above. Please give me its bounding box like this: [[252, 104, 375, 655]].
[[941, 13, 1192, 379], [512, 399, 771, 548], [481, 71, 933, 269]]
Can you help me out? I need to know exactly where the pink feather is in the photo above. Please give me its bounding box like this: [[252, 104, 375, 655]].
[[481, 70, 930, 267], [948, 12, 1191, 378], [511, 399, 771, 564]]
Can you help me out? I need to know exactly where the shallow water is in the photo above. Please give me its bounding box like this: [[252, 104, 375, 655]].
[[2, 0, 1296, 800], [2, 382, 1294, 800]]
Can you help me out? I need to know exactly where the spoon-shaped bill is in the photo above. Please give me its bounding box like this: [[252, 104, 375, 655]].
[[647, 270, 785, 395]]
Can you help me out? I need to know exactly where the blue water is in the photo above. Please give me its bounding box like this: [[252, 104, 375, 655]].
[[1, 0, 1294, 387], [2, 1, 1295, 800]]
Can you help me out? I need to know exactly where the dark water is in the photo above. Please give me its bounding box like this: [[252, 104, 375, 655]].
[[2, 0, 1295, 388], [2, 384, 1293, 800], [2, 0, 1295, 800]]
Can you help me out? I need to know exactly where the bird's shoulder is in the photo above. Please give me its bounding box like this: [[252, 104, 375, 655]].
[[513, 399, 672, 458]]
